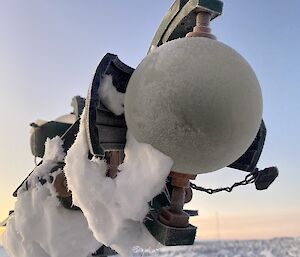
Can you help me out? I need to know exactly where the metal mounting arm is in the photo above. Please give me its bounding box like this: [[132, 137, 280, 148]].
[[148, 0, 223, 53]]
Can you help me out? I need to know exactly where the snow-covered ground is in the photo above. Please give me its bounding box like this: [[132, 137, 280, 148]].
[[137, 238, 300, 257], [1, 238, 300, 257]]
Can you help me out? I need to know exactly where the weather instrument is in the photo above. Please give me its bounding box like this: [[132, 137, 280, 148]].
[[6, 0, 278, 256]]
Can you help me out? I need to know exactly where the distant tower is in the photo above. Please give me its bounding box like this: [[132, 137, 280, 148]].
[[216, 212, 221, 240]]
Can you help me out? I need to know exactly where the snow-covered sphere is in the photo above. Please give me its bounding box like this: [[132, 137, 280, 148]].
[[124, 37, 263, 175]]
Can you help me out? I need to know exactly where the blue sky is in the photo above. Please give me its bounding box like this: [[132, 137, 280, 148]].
[[0, 0, 299, 239]]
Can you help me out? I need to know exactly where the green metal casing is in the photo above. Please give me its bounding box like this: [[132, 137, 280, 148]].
[[30, 96, 85, 158], [30, 121, 72, 158]]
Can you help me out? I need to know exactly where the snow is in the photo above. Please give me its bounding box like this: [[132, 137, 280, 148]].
[[3, 108, 173, 257], [99, 74, 125, 116], [55, 114, 77, 124], [43, 136, 65, 162], [143, 238, 300, 257], [30, 119, 47, 134], [64, 110, 173, 257], [31, 119, 48, 127], [1, 238, 300, 257], [31, 113, 76, 129], [1, 137, 100, 257]]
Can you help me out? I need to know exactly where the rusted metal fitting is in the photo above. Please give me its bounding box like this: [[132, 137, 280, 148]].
[[53, 172, 72, 198], [185, 187, 193, 204], [159, 171, 196, 228], [105, 150, 124, 179], [170, 171, 196, 188], [186, 11, 216, 39], [159, 206, 190, 228]]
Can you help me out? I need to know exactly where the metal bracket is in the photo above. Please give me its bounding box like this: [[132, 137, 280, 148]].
[[144, 210, 196, 246], [85, 53, 134, 157], [148, 0, 223, 52]]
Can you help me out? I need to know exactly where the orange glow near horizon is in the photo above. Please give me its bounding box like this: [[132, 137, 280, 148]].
[[0, 227, 5, 242], [0, 199, 15, 223], [190, 210, 300, 240]]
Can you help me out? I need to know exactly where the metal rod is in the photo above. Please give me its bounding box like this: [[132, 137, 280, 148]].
[[106, 151, 123, 178], [186, 11, 216, 39]]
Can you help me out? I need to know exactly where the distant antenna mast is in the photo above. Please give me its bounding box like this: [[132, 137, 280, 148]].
[[215, 211, 221, 240]]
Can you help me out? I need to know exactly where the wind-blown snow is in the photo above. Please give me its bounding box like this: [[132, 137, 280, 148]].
[[99, 75, 125, 115], [2, 137, 100, 257], [64, 111, 173, 257]]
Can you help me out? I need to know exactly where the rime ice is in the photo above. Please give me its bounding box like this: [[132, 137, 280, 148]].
[[64, 112, 173, 257], [2, 137, 100, 257], [1, 111, 174, 257]]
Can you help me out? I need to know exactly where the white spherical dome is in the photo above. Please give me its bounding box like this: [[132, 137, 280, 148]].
[[124, 37, 263, 175]]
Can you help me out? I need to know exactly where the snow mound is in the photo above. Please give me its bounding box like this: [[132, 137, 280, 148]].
[[64, 111, 173, 257], [2, 137, 100, 257]]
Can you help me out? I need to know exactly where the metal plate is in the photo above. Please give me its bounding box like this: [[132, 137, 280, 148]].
[[85, 53, 134, 156], [144, 210, 197, 246]]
